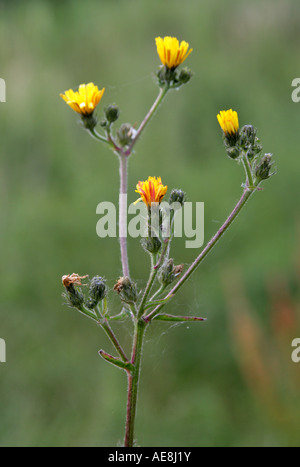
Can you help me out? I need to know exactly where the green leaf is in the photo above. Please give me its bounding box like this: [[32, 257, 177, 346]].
[[153, 313, 207, 322], [98, 350, 134, 372]]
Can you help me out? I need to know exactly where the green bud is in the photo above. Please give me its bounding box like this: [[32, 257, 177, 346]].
[[114, 276, 138, 304], [141, 235, 162, 255], [117, 123, 135, 147], [239, 125, 257, 148], [168, 189, 186, 206], [159, 259, 184, 287], [255, 153, 275, 182], [64, 284, 84, 309], [104, 104, 120, 124], [178, 67, 193, 85], [85, 276, 107, 309], [226, 146, 240, 160]]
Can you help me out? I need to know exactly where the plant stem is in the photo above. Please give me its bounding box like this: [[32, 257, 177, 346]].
[[145, 185, 255, 321], [100, 318, 129, 363], [124, 318, 147, 447], [241, 152, 255, 189], [125, 86, 169, 156], [88, 127, 111, 145], [137, 254, 159, 318], [119, 153, 130, 278]]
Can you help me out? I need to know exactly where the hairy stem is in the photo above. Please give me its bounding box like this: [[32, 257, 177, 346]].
[[125, 86, 169, 156], [119, 154, 130, 278], [124, 319, 147, 447], [100, 318, 129, 363]]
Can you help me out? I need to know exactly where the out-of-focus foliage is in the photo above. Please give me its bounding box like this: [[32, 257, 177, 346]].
[[0, 0, 299, 446]]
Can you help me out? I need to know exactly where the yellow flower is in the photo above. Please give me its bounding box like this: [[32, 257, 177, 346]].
[[60, 82, 105, 116], [135, 176, 168, 207], [155, 36, 193, 69], [217, 109, 239, 137]]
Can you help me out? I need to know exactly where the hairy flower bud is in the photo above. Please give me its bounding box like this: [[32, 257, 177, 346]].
[[168, 188, 185, 206], [226, 146, 240, 160], [85, 276, 107, 309], [255, 153, 275, 182], [178, 67, 193, 85], [239, 125, 256, 148], [159, 259, 184, 287], [104, 104, 120, 124], [117, 123, 136, 147], [141, 235, 162, 255]]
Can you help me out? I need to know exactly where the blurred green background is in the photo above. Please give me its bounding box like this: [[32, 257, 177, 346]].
[[0, 0, 300, 447]]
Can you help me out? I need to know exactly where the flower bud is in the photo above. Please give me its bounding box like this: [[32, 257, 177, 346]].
[[85, 276, 107, 309], [226, 146, 240, 160], [255, 153, 275, 182], [178, 67, 193, 85], [114, 276, 138, 304], [159, 259, 184, 287], [117, 123, 136, 147], [168, 189, 185, 206], [239, 125, 256, 148], [141, 235, 162, 255], [104, 104, 120, 124]]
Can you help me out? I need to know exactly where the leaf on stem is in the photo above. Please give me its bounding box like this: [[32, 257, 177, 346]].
[[98, 350, 134, 372], [152, 313, 207, 322]]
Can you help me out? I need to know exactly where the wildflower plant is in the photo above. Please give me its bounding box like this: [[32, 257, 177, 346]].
[[60, 36, 275, 447]]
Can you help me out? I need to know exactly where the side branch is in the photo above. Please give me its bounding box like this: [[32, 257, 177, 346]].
[[145, 186, 255, 321]]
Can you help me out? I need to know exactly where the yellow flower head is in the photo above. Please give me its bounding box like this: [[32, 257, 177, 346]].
[[155, 36, 193, 69], [135, 176, 168, 207], [217, 109, 239, 137], [60, 82, 105, 116]]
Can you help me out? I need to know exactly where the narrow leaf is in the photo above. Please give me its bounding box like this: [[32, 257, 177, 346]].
[[98, 350, 134, 372], [153, 313, 207, 322]]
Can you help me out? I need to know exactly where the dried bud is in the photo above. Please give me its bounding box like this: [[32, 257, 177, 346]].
[[62, 273, 88, 308], [85, 276, 107, 309], [114, 276, 138, 303]]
